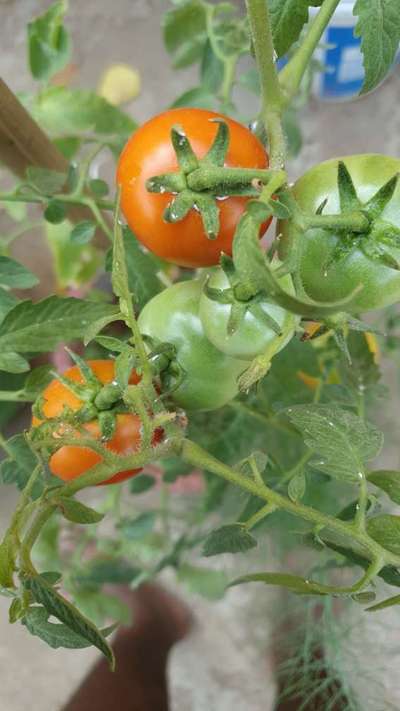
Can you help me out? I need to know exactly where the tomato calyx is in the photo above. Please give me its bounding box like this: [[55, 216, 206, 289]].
[[297, 162, 400, 272], [142, 336, 187, 401], [146, 119, 277, 240]]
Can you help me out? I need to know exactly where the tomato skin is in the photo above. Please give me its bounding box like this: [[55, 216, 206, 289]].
[[199, 268, 298, 360], [279, 154, 400, 313], [138, 280, 247, 411], [117, 108, 270, 268], [32, 360, 147, 486]]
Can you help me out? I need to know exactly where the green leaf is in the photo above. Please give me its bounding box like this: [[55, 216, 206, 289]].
[[72, 558, 139, 587], [9, 598, 24, 623], [57, 497, 104, 524], [108, 227, 163, 310], [0, 257, 39, 289], [171, 87, 216, 110], [117, 512, 156, 540], [177, 564, 228, 600], [46, 220, 102, 291], [287, 405, 383, 483], [44, 199, 66, 225], [229, 571, 326, 594], [28, 87, 136, 139], [0, 352, 30, 374], [23, 365, 54, 400], [0, 539, 15, 589], [354, 0, 400, 93], [0, 288, 18, 325], [269, 0, 313, 58], [366, 515, 400, 556], [70, 221, 96, 245], [72, 589, 130, 627], [28, 0, 71, 81], [88, 179, 109, 198], [129, 474, 156, 494], [288, 471, 306, 502], [24, 575, 115, 667], [0, 296, 119, 354], [202, 523, 257, 557], [367, 593, 400, 612], [0, 433, 42, 494], [26, 166, 66, 195], [367, 470, 400, 505], [163, 0, 207, 68], [22, 606, 116, 650]]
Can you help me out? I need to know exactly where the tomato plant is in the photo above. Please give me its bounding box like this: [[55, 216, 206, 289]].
[[117, 107, 270, 267], [0, 1, 400, 706], [138, 279, 247, 411]]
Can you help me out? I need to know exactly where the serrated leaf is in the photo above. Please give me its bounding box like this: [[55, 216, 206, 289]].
[[9, 598, 24, 623], [203, 523, 257, 556], [23, 365, 54, 400], [0, 288, 18, 325], [28, 87, 136, 141], [367, 593, 400, 612], [129, 474, 155, 494], [26, 166, 67, 195], [88, 179, 109, 197], [70, 221, 96, 245], [287, 405, 383, 482], [22, 606, 116, 650], [288, 470, 306, 502], [269, 0, 313, 58], [24, 575, 115, 667], [28, 0, 71, 81], [0, 433, 42, 494], [0, 257, 39, 289], [200, 39, 223, 92], [354, 0, 400, 93], [117, 512, 156, 540], [44, 199, 66, 225], [0, 352, 30, 374], [0, 296, 119, 354], [366, 515, 400, 556], [57, 497, 104, 524], [367, 470, 400, 504], [229, 571, 326, 594], [177, 564, 228, 600], [163, 0, 207, 69], [72, 559, 139, 586], [171, 87, 216, 110], [108, 227, 163, 310]]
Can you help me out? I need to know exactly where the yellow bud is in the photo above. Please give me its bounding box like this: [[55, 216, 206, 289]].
[[98, 63, 141, 106]]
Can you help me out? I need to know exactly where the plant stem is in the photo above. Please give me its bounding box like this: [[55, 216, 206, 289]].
[[244, 502, 276, 529], [20, 504, 56, 573], [187, 166, 276, 191], [178, 438, 400, 569], [246, 0, 286, 169], [304, 211, 370, 233], [280, 0, 342, 101], [0, 191, 115, 211]]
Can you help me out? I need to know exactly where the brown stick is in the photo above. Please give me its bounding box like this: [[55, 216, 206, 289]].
[[0, 77, 110, 248]]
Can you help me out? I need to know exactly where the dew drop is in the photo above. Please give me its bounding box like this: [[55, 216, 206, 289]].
[[323, 270, 328, 277], [357, 471, 364, 479]]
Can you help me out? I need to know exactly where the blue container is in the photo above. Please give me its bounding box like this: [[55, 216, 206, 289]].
[[310, 0, 398, 101]]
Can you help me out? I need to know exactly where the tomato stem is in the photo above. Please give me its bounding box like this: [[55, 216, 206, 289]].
[[304, 211, 371, 233], [245, 0, 286, 170], [279, 0, 342, 102]]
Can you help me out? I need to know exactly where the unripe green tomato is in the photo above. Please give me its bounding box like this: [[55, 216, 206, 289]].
[[199, 268, 297, 360], [278, 154, 400, 313], [138, 279, 247, 411]]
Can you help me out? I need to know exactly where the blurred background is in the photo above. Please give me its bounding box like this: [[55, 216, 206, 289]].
[[1, 1, 400, 709]]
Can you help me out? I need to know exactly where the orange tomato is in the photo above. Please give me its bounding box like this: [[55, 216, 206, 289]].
[[117, 108, 270, 268], [33, 360, 148, 486]]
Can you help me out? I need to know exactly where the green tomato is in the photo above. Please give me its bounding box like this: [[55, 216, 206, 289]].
[[138, 279, 247, 411], [279, 154, 400, 313], [199, 268, 297, 360]]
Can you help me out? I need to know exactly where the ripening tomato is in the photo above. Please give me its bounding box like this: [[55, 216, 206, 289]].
[[32, 360, 154, 486], [117, 108, 270, 268]]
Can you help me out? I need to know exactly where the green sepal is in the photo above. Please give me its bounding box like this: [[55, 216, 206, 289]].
[[94, 383, 123, 411], [365, 173, 399, 219], [316, 197, 328, 215], [164, 190, 195, 223], [194, 194, 220, 239], [146, 172, 186, 194], [50, 371, 96, 403], [64, 348, 100, 388], [227, 302, 247, 336], [337, 161, 360, 213], [203, 280, 233, 305], [98, 411, 116, 441], [171, 125, 199, 174], [203, 119, 229, 166], [333, 329, 352, 364], [250, 302, 282, 335]]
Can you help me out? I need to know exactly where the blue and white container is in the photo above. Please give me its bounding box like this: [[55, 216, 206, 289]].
[[311, 0, 398, 101]]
